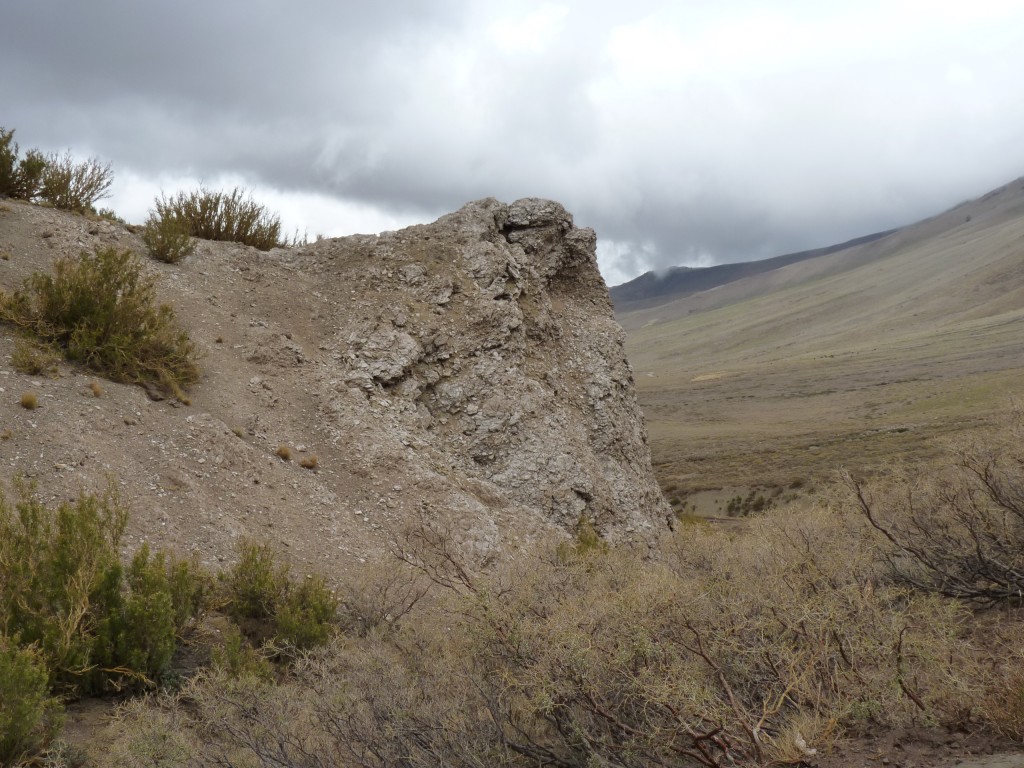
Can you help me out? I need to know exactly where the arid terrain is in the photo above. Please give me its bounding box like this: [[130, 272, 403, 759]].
[[2, 185, 1023, 767], [0, 197, 667, 577], [617, 177, 1024, 518]]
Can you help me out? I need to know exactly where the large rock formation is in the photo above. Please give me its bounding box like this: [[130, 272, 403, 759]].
[[305, 198, 670, 550], [0, 197, 670, 572]]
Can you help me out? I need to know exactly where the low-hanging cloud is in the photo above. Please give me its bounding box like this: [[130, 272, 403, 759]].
[[3, 0, 1024, 284]]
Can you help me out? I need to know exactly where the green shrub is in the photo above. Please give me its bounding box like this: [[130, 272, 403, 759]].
[[0, 639, 62, 766], [141, 211, 195, 263], [222, 541, 288, 622], [210, 626, 273, 682], [221, 541, 338, 653], [0, 247, 199, 399], [39, 151, 113, 213], [274, 575, 338, 651], [0, 482, 205, 695], [95, 207, 127, 225], [150, 187, 283, 250], [10, 150, 47, 202], [0, 127, 15, 194], [0, 128, 47, 202]]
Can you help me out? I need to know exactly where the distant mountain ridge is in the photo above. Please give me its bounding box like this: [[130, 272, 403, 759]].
[[610, 229, 897, 311]]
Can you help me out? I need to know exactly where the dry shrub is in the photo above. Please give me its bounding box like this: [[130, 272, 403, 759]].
[[149, 187, 283, 251], [334, 559, 431, 637], [276, 445, 292, 461], [106, 413, 1024, 766], [299, 455, 318, 470], [112, 502, 1003, 767], [20, 391, 38, 410], [846, 407, 1024, 604], [980, 646, 1024, 738], [104, 694, 199, 768]]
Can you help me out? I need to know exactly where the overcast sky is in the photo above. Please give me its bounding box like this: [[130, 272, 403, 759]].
[[3, 1, 1024, 285]]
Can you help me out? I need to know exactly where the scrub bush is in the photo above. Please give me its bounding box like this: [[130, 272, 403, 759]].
[[0, 247, 199, 399], [0, 128, 112, 212], [0, 482, 205, 696], [141, 211, 194, 264], [149, 187, 284, 251], [222, 540, 338, 653], [39, 151, 113, 213], [847, 408, 1024, 604], [0, 639, 61, 766]]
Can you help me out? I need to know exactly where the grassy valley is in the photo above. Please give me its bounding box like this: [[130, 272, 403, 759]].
[[619, 177, 1024, 516]]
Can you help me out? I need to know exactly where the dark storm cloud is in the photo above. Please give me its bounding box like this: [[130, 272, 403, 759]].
[[4, 1, 1024, 284]]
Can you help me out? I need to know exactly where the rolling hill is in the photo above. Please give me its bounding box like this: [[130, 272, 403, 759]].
[[616, 175, 1024, 513]]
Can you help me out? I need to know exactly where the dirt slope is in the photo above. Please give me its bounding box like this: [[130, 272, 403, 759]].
[[0, 198, 669, 577]]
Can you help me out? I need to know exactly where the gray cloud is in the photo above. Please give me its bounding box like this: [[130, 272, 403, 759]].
[[4, 0, 1024, 285]]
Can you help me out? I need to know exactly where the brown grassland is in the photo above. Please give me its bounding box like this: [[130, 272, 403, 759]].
[[621, 180, 1024, 518]]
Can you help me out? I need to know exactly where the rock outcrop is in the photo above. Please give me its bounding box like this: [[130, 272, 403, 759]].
[[0, 197, 669, 572], [304, 198, 670, 550]]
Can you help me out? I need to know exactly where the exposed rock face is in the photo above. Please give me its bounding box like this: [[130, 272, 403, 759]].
[[306, 198, 670, 548], [0, 197, 669, 573]]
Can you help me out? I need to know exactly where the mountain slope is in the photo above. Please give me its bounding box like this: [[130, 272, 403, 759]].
[[618, 175, 1024, 505], [617, 176, 1024, 332], [610, 228, 895, 311]]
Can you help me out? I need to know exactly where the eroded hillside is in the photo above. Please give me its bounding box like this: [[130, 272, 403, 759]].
[[0, 198, 669, 575]]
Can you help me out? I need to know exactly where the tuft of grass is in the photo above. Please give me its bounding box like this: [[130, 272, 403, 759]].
[[10, 337, 60, 377], [141, 210, 195, 264], [89, 381, 103, 398], [0, 429, 11, 440], [299, 455, 318, 470], [20, 392, 38, 410], [149, 187, 284, 251], [0, 247, 199, 399], [276, 445, 292, 461]]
